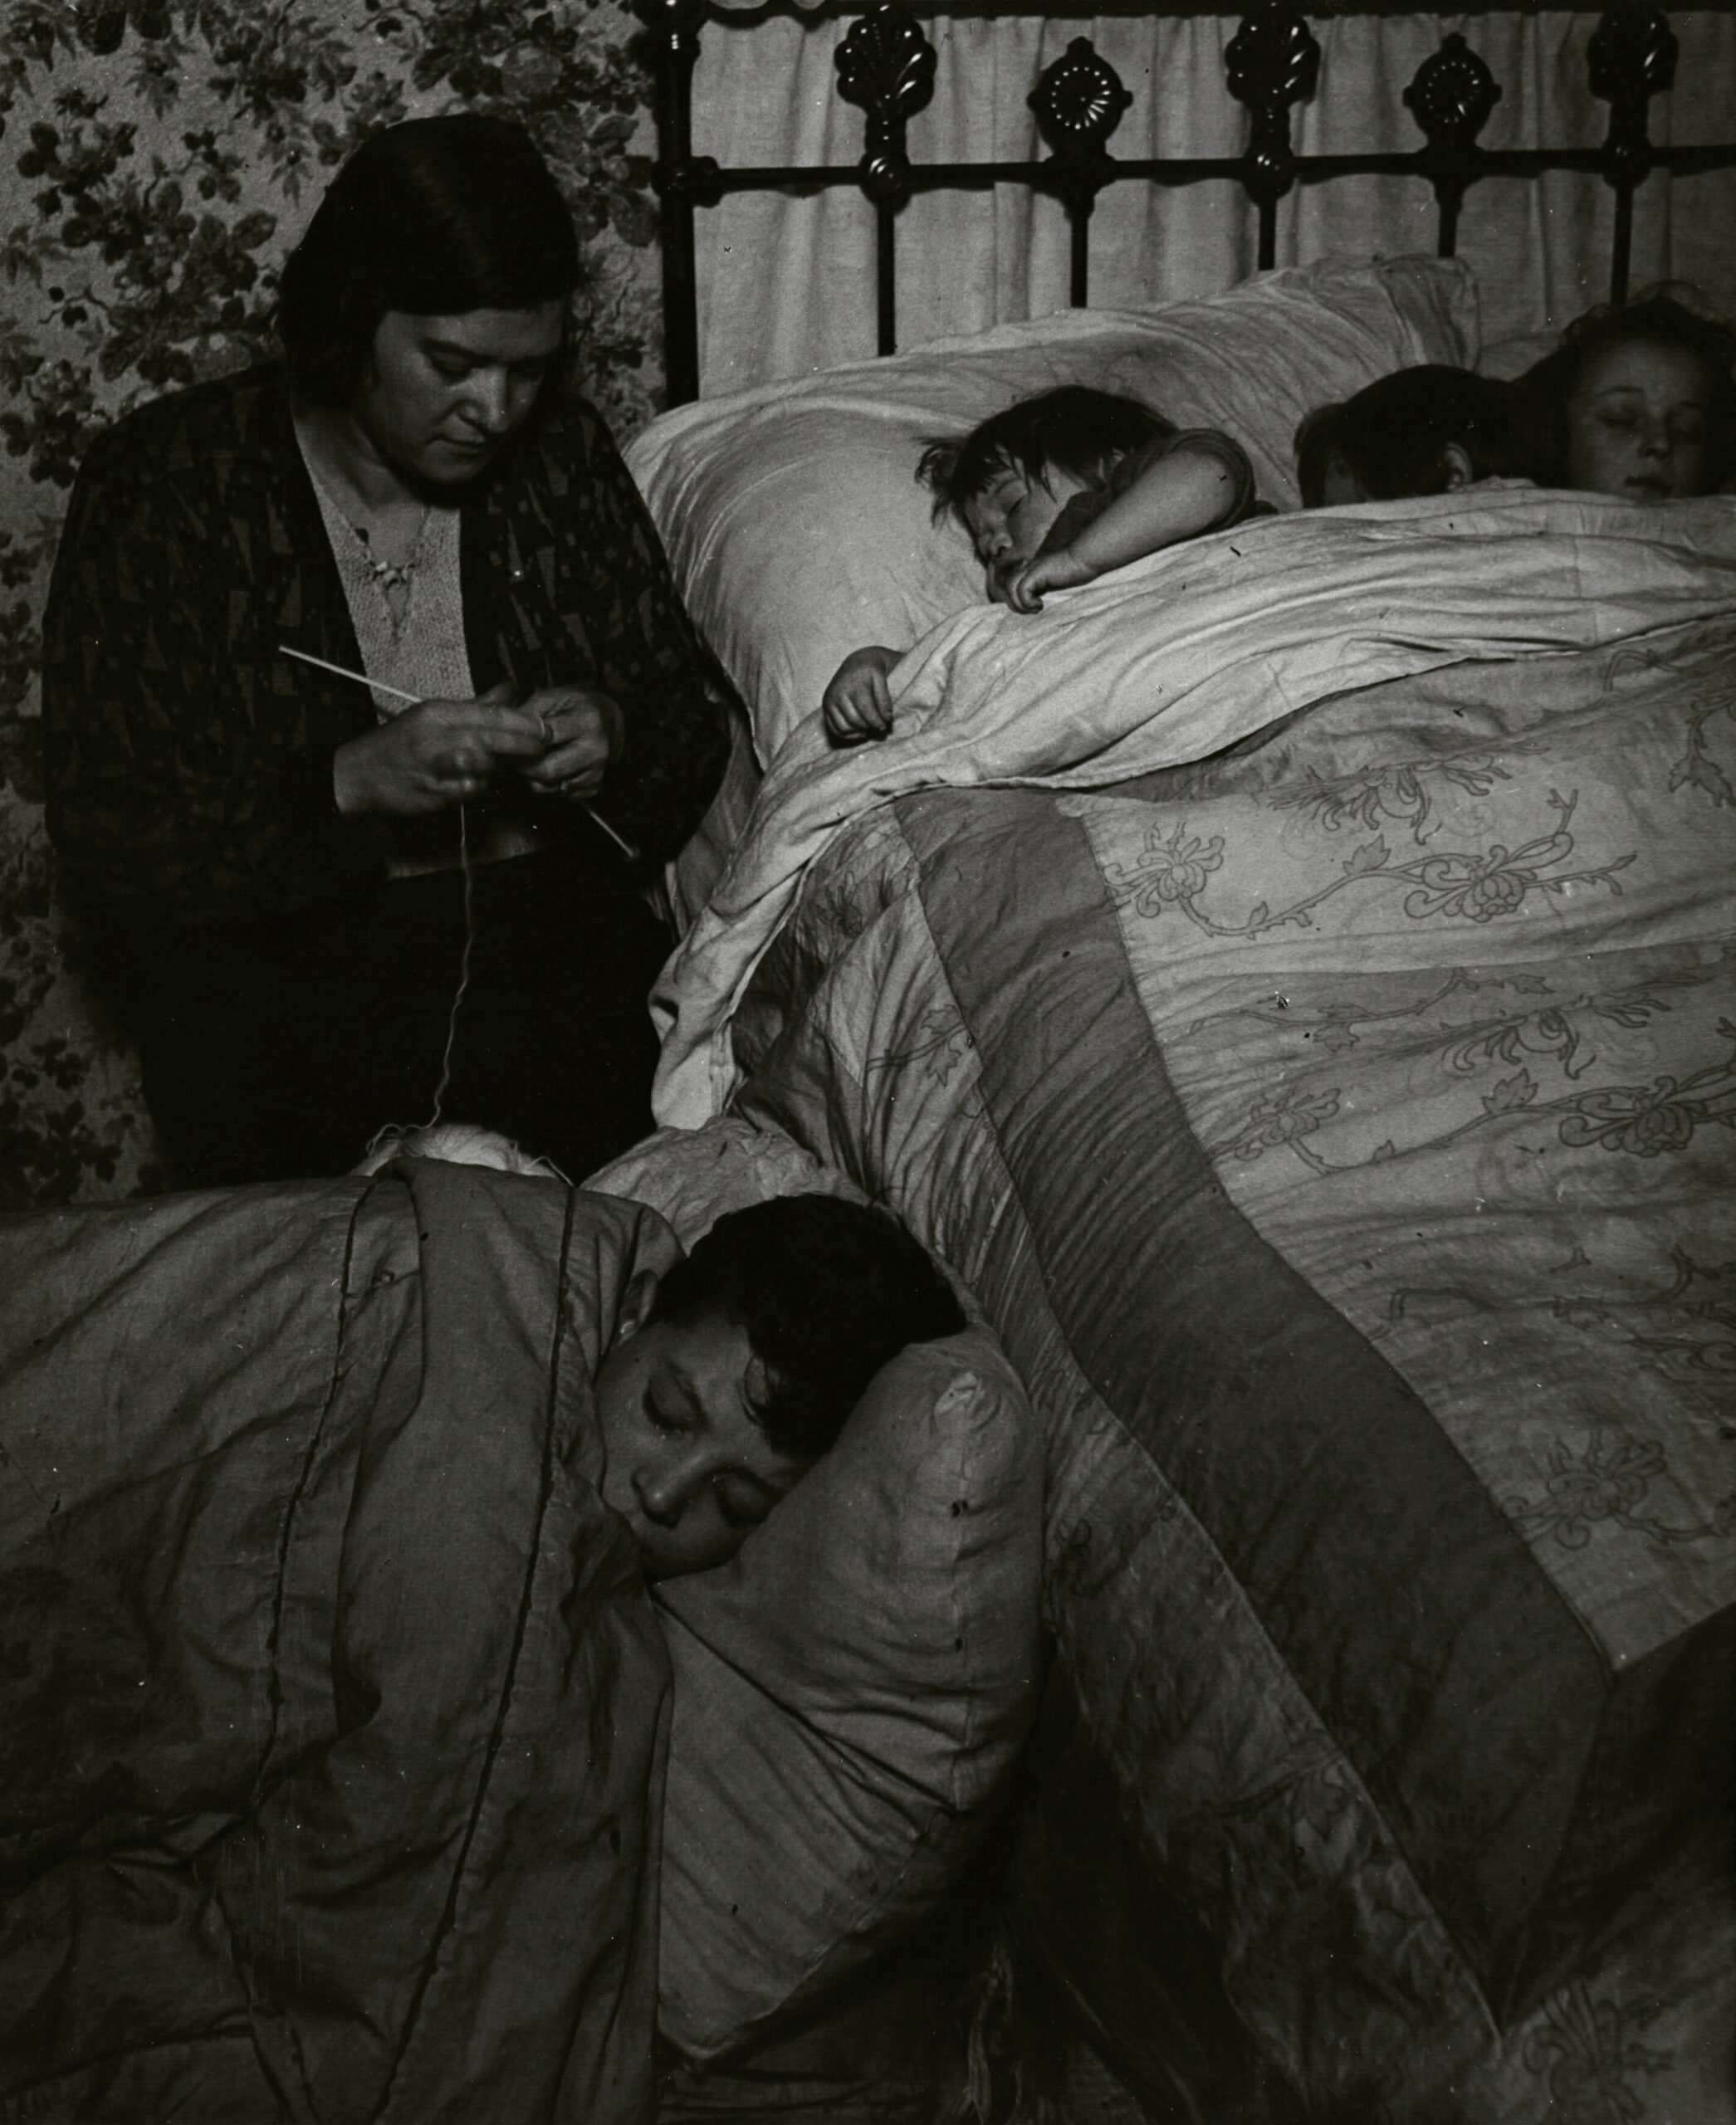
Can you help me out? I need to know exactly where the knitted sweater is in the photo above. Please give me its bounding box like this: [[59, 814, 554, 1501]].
[[43, 364, 731, 931]]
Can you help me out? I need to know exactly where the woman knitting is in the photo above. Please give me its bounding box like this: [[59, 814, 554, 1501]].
[[42, 115, 731, 1186]]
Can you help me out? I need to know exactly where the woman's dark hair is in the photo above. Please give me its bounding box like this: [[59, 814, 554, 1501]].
[[1516, 291, 1736, 491], [277, 115, 581, 406], [918, 386, 1176, 523], [648, 1194, 967, 1462], [1295, 366, 1529, 506]]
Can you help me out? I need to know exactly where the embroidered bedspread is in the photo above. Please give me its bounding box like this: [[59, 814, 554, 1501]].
[[653, 487, 1736, 1130], [730, 611, 1736, 2120]]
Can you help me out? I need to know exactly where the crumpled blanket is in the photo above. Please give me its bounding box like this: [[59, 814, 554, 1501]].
[[0, 1161, 679, 2125], [651, 487, 1736, 1126]]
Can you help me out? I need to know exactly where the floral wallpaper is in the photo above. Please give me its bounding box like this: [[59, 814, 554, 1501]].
[[0, 0, 664, 1206]]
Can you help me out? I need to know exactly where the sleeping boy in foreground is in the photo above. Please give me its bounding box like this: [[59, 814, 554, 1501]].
[[824, 384, 1265, 745], [0, 1169, 964, 2123]]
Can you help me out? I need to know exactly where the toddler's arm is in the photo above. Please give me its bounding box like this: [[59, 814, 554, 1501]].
[[1006, 438, 1245, 613], [823, 644, 903, 745]]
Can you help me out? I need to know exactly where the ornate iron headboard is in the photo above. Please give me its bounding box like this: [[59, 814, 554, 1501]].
[[644, 0, 1734, 407]]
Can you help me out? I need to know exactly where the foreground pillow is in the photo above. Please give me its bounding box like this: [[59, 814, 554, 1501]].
[[586, 1119, 1044, 2060], [655, 1326, 1042, 2059], [625, 256, 1479, 760]]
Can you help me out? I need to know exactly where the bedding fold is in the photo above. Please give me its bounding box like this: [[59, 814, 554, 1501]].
[[653, 488, 1736, 1127], [0, 1165, 678, 2125]]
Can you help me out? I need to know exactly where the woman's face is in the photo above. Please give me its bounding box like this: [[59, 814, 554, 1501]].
[[356, 302, 565, 487], [1562, 339, 1711, 501]]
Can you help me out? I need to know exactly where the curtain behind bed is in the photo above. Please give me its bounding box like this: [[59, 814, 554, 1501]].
[[691, 9, 1736, 392]]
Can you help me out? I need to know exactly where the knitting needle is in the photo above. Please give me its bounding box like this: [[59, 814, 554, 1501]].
[[277, 642, 638, 860]]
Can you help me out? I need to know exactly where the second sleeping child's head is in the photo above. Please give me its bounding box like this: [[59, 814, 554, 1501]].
[[1295, 366, 1528, 507], [918, 386, 1173, 601]]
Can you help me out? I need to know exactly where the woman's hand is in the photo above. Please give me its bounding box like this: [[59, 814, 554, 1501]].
[[332, 682, 548, 815], [518, 686, 624, 802], [822, 645, 902, 746]]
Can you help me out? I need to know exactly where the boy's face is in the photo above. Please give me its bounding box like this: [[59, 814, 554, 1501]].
[[594, 1286, 808, 1579], [961, 460, 1088, 600]]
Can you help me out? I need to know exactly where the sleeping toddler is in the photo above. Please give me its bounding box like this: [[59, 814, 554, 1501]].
[[824, 385, 1264, 745]]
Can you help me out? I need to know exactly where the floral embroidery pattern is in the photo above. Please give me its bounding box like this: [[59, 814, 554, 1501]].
[[1209, 1027, 1736, 1175], [1109, 824, 1225, 916], [1506, 1430, 1735, 1550], [1520, 1982, 1673, 2123], [1108, 791, 1633, 940], [1667, 695, 1734, 809], [1186, 962, 1719, 1084], [1391, 1249, 1735, 1429], [1266, 751, 1515, 844], [1560, 1248, 1736, 1429], [863, 1008, 976, 1090]]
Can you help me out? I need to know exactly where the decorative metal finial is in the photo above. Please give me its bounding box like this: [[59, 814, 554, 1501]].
[[1405, 33, 1501, 151], [1588, 0, 1679, 108], [1225, 1, 1321, 203], [836, 4, 938, 207], [1031, 38, 1133, 156]]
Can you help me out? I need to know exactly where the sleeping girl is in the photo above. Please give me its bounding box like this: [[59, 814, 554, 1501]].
[[823, 385, 1264, 745], [1293, 365, 1530, 506], [1518, 291, 1736, 501]]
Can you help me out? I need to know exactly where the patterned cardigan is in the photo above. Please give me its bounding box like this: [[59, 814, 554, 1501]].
[[42, 364, 732, 931]]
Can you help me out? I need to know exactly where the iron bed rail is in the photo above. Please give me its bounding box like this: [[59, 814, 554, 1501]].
[[645, 0, 1735, 406]]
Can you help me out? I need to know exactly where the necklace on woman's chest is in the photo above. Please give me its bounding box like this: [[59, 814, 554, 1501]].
[[344, 506, 432, 597]]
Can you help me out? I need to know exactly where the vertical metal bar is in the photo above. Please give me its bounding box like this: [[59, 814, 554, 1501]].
[[653, 0, 704, 406], [1610, 183, 1634, 305], [1405, 36, 1499, 275], [877, 197, 897, 355], [1070, 206, 1090, 308], [1225, 6, 1318, 281], [1588, 3, 1678, 312]]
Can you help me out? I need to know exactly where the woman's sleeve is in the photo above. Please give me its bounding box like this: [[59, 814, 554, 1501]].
[[42, 425, 370, 930], [563, 410, 735, 867]]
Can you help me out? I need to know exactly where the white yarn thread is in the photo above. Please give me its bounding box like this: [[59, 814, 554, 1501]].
[[421, 799, 476, 1130]]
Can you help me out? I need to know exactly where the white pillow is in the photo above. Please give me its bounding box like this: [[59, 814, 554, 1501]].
[[626, 256, 1479, 760]]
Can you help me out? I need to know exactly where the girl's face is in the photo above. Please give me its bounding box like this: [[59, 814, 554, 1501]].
[[1563, 339, 1711, 501], [961, 460, 1088, 599]]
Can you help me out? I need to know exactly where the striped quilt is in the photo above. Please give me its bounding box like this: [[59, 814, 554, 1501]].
[[728, 611, 1736, 2119]]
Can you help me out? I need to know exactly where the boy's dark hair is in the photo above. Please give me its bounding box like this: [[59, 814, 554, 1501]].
[[917, 386, 1176, 524], [1295, 365, 1528, 507], [1518, 290, 1736, 491], [648, 1194, 967, 1462], [278, 115, 580, 407]]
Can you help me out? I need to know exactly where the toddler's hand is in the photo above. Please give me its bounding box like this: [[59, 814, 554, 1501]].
[[1005, 547, 1098, 614], [822, 645, 902, 746]]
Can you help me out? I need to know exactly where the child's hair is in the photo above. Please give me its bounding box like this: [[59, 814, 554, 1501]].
[[917, 386, 1175, 524], [1518, 289, 1736, 491], [646, 1194, 966, 1462], [1295, 365, 1529, 507]]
